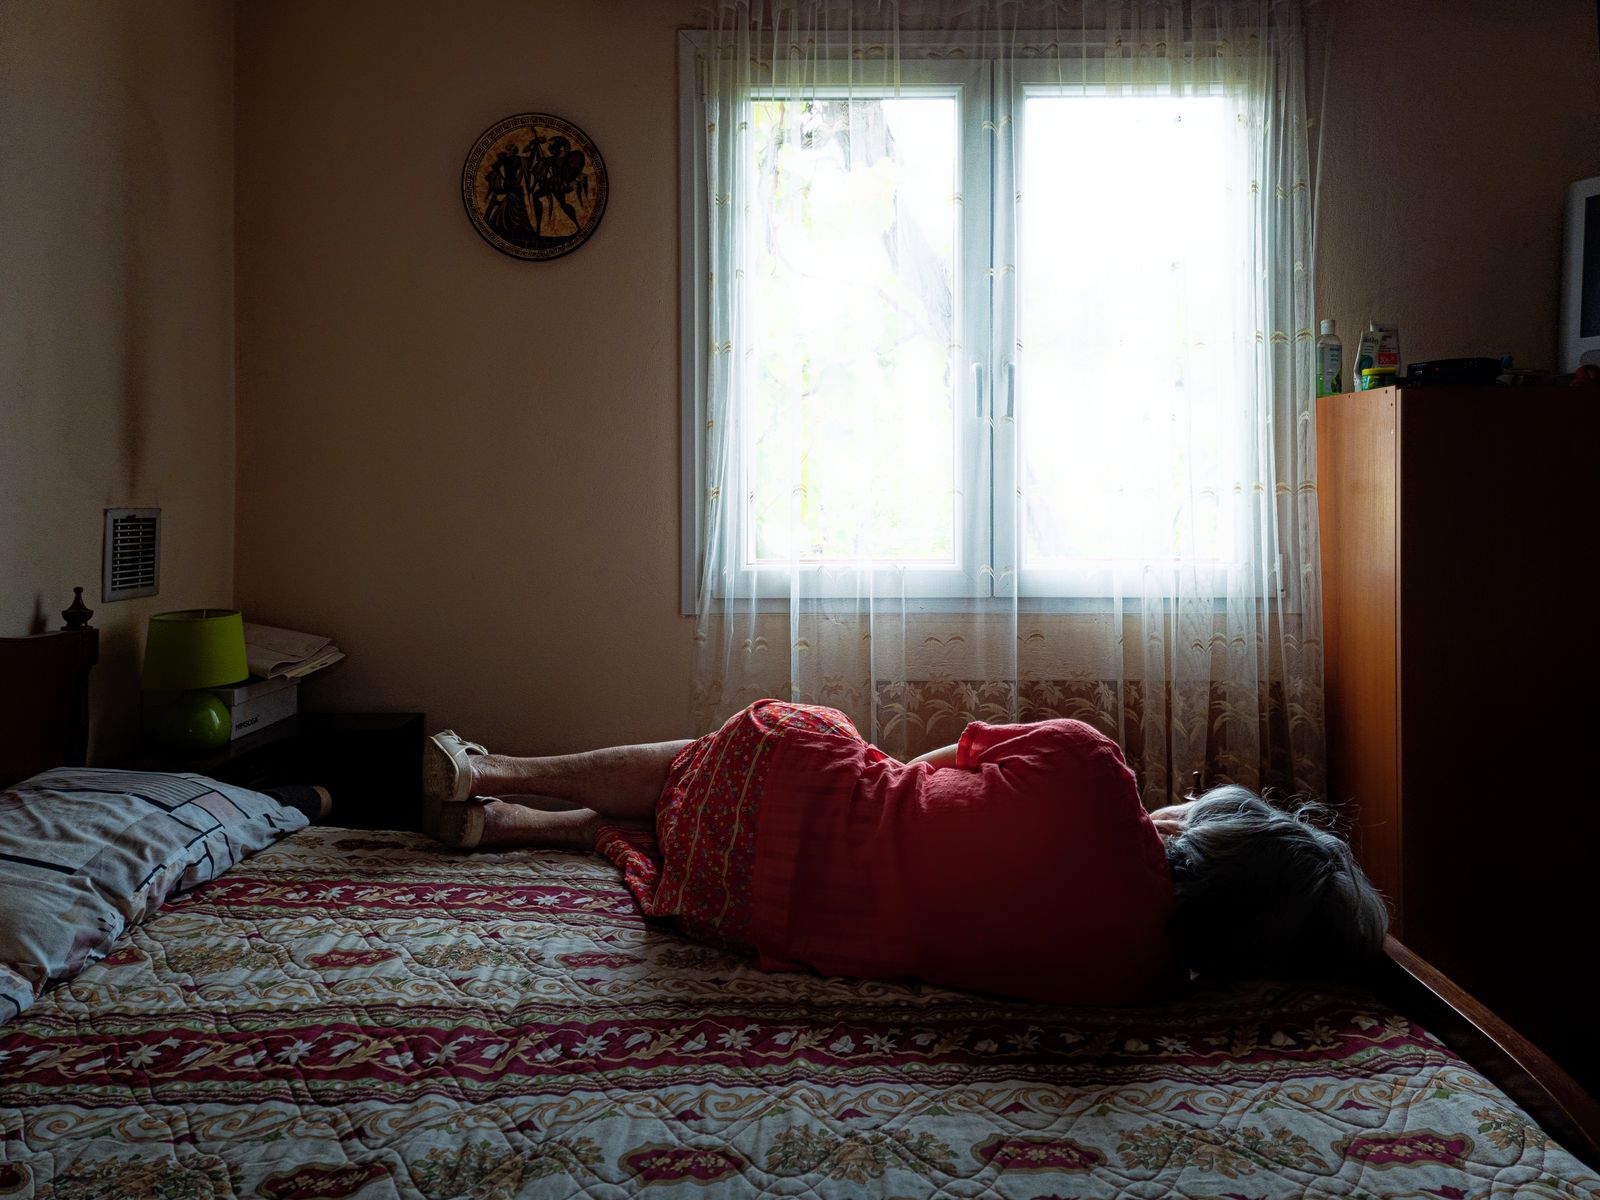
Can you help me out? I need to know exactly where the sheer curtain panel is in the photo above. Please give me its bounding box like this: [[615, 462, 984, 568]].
[[683, 0, 1325, 805]]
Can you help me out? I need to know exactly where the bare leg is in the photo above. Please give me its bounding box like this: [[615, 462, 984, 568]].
[[434, 739, 692, 851], [436, 800, 614, 852], [470, 740, 692, 822]]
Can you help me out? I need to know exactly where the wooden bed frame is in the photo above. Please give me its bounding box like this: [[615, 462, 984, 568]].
[[1369, 938, 1600, 1169], [3, 594, 1595, 1169]]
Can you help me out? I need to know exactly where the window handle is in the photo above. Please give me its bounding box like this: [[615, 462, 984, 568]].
[[973, 362, 986, 418], [1005, 362, 1016, 420]]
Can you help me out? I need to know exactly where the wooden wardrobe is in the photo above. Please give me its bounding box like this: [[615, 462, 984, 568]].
[[1317, 382, 1599, 1093]]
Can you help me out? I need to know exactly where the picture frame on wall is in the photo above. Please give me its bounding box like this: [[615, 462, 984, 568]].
[[462, 113, 608, 261]]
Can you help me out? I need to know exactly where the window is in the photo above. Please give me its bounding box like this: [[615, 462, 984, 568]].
[[1014, 91, 1240, 595], [680, 34, 1245, 609], [747, 92, 964, 568]]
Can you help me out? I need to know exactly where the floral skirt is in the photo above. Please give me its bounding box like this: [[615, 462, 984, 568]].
[[595, 700, 859, 950]]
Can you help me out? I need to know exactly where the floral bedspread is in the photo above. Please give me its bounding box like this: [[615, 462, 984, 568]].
[[1, 828, 1594, 1199]]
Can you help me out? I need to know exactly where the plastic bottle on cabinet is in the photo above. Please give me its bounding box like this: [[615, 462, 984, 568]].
[[1316, 319, 1344, 396]]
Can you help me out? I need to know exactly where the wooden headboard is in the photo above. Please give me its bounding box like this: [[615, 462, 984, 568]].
[[0, 592, 99, 788]]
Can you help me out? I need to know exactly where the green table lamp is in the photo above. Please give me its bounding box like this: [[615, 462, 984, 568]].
[[142, 609, 250, 750]]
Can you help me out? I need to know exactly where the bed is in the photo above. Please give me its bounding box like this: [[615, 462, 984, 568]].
[[4, 608, 1598, 1198]]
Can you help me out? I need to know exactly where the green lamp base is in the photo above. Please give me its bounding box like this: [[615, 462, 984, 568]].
[[157, 690, 232, 751]]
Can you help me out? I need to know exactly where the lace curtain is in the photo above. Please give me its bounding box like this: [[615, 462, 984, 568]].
[[686, 0, 1324, 805]]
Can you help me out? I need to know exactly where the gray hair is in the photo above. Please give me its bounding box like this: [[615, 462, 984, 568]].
[[1164, 786, 1389, 981]]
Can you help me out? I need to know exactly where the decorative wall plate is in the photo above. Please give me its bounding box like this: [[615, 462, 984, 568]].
[[462, 113, 608, 261]]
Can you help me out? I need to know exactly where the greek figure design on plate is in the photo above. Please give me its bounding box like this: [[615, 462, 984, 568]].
[[464, 113, 608, 261]]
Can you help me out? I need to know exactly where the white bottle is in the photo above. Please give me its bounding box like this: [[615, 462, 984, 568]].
[[1317, 319, 1344, 396]]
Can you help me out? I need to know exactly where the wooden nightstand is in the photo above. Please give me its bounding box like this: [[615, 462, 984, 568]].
[[128, 712, 425, 831]]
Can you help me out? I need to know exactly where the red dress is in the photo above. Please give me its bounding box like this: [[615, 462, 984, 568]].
[[597, 700, 1177, 1005]]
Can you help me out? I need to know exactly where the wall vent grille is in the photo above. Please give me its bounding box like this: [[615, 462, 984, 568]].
[[103, 508, 160, 602]]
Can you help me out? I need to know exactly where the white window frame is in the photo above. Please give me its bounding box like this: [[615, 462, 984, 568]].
[[679, 31, 1277, 615]]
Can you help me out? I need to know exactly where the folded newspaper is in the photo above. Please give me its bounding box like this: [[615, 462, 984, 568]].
[[243, 623, 346, 680]]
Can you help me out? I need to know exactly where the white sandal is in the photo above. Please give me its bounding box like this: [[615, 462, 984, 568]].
[[423, 730, 489, 805]]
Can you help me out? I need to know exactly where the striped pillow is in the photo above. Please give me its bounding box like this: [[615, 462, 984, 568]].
[[0, 768, 307, 1025]]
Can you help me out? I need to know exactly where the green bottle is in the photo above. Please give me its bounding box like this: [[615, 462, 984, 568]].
[[1317, 319, 1343, 396]]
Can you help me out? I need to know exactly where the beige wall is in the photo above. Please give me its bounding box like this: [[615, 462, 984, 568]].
[[1, 0, 236, 760], [234, 0, 703, 755], [1312, 0, 1600, 368]]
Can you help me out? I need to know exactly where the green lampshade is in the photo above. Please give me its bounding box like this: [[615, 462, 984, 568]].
[[141, 609, 249, 691]]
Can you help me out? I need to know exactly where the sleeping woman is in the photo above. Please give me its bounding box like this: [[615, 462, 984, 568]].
[[423, 700, 1388, 1006]]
